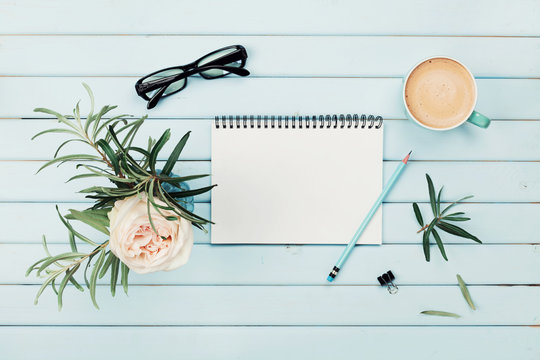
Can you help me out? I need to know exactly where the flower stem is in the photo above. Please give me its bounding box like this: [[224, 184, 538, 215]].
[[60, 241, 109, 272], [417, 217, 441, 233]]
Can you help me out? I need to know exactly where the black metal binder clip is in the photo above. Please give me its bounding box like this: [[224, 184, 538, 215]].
[[377, 270, 398, 294]]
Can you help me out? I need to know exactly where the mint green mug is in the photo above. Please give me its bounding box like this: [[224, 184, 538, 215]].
[[402, 56, 490, 131]]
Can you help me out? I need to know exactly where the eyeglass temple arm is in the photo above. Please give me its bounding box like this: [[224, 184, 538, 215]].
[[184, 65, 249, 78], [139, 65, 250, 94], [197, 50, 245, 68], [147, 85, 169, 110]]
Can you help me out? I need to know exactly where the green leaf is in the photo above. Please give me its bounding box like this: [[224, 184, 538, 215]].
[[97, 113, 128, 136], [125, 146, 150, 158], [432, 229, 448, 261], [161, 189, 212, 225], [84, 208, 112, 217], [437, 221, 481, 243], [149, 129, 171, 173], [66, 173, 102, 182], [107, 126, 150, 175], [76, 164, 136, 183], [99, 251, 114, 279], [426, 174, 437, 216], [160, 174, 210, 185], [436, 187, 443, 216], [412, 202, 423, 226], [161, 131, 190, 176], [147, 136, 156, 153], [121, 262, 130, 295], [31, 128, 82, 141], [57, 264, 80, 311], [33, 108, 79, 131], [167, 184, 217, 199], [73, 100, 82, 128], [69, 275, 84, 292], [422, 219, 437, 262], [37, 154, 101, 173], [26, 257, 49, 277], [443, 212, 465, 217], [66, 208, 109, 221], [55, 206, 98, 246], [420, 310, 461, 318], [68, 231, 77, 252], [66, 209, 110, 235], [54, 138, 88, 158], [443, 216, 471, 222], [34, 270, 63, 305], [146, 180, 162, 238], [110, 256, 120, 297], [84, 249, 99, 288], [51, 278, 59, 295], [41, 234, 53, 257], [80, 185, 138, 197], [119, 116, 146, 148], [96, 139, 120, 175], [148, 182, 179, 225], [36, 252, 86, 276], [440, 195, 474, 216], [422, 229, 430, 262], [92, 106, 120, 140], [90, 248, 107, 309], [82, 83, 95, 133], [108, 117, 139, 138], [457, 274, 476, 310]]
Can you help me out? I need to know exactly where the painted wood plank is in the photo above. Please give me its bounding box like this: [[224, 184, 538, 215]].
[[0, 203, 211, 244], [0, 160, 212, 203], [2, 203, 534, 245], [6, 243, 539, 285], [1, 0, 538, 36], [2, 161, 540, 202], [0, 285, 538, 325], [4, 119, 540, 161], [2, 77, 539, 120], [386, 161, 540, 203], [2, 119, 212, 161], [1, 326, 538, 360], [2, 35, 540, 77]]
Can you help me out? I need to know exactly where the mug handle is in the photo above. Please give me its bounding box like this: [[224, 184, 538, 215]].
[[467, 111, 490, 128]]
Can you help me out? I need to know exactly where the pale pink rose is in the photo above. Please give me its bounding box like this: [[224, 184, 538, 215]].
[[108, 193, 193, 274]]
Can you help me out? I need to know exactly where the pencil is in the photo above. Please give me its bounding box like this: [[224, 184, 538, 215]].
[[326, 150, 412, 282]]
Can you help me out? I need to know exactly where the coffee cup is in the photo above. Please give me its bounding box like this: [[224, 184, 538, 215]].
[[403, 56, 490, 131]]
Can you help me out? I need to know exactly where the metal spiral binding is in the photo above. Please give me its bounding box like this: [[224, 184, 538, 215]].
[[214, 114, 383, 129]]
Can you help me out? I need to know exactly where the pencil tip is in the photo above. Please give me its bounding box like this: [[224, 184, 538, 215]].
[[403, 151, 412, 164]]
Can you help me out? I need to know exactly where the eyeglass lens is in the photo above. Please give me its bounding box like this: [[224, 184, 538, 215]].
[[142, 69, 186, 97], [197, 48, 243, 78]]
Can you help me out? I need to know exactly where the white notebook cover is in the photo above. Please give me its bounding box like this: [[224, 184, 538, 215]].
[[211, 124, 383, 244]]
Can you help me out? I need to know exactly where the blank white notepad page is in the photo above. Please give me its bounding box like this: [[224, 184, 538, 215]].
[[211, 125, 383, 244]]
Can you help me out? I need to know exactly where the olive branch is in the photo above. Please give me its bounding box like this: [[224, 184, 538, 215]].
[[413, 174, 481, 262], [26, 84, 214, 310]]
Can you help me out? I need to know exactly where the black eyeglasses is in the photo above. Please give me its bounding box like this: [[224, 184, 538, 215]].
[[135, 45, 250, 109]]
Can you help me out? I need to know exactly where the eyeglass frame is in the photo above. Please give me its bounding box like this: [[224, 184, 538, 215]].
[[135, 45, 249, 108]]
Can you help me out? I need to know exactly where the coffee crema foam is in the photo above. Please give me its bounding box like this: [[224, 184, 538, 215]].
[[405, 58, 476, 129]]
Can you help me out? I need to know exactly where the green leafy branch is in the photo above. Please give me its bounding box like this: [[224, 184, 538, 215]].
[[25, 207, 124, 310], [412, 174, 481, 262], [26, 84, 215, 309]]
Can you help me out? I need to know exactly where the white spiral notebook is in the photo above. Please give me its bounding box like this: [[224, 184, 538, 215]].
[[211, 114, 383, 244]]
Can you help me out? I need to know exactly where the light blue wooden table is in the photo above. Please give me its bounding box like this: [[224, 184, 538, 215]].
[[1, 1, 539, 359]]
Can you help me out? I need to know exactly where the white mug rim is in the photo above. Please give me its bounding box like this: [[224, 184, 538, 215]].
[[402, 56, 478, 131]]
